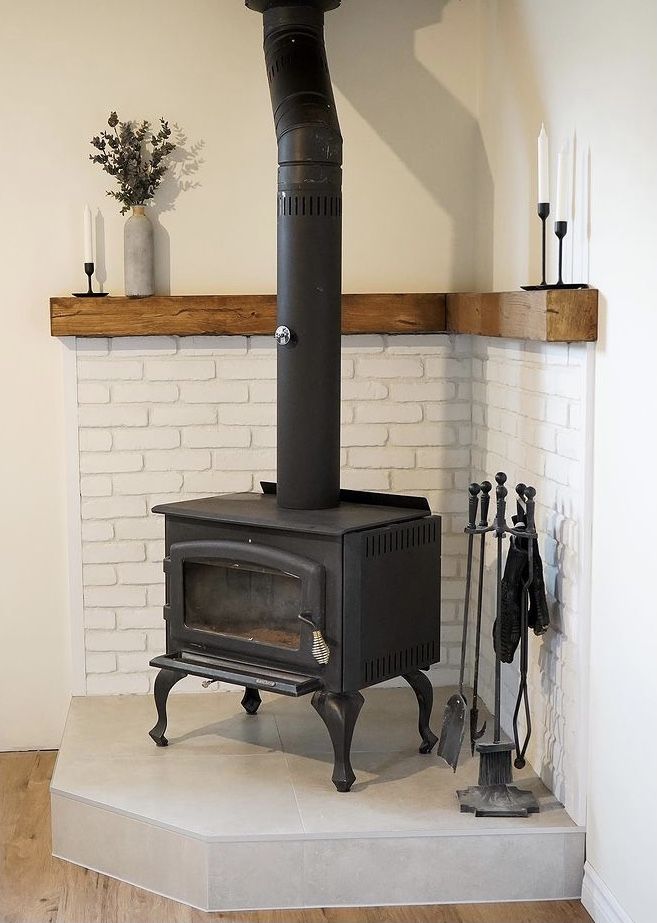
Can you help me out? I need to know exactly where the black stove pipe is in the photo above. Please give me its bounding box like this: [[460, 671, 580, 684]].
[[247, 0, 342, 510]]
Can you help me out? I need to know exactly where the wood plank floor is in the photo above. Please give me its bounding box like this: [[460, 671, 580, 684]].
[[0, 752, 592, 923]]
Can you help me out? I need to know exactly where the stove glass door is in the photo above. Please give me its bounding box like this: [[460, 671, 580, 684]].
[[183, 558, 303, 651]]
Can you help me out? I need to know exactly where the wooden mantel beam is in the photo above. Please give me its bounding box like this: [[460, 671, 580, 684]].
[[50, 293, 447, 338], [49, 289, 598, 342], [446, 289, 598, 342]]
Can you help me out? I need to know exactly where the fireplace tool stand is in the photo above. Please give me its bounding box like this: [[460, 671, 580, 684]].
[[456, 473, 540, 818]]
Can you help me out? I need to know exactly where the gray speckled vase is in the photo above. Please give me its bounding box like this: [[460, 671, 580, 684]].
[[124, 205, 154, 297]]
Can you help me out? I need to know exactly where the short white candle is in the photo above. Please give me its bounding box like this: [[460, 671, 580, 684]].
[[537, 123, 549, 204], [555, 142, 569, 222], [83, 204, 93, 264]]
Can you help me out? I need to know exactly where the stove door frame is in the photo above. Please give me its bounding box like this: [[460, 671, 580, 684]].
[[165, 539, 326, 671]]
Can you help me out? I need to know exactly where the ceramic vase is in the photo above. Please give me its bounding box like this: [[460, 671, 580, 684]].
[[124, 205, 154, 297]]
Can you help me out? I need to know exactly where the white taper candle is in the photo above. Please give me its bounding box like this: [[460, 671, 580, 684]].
[[538, 123, 549, 204], [555, 142, 569, 222], [83, 204, 93, 264]]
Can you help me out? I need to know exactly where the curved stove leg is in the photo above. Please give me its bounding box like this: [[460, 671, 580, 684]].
[[241, 686, 262, 715], [149, 668, 186, 747], [403, 669, 438, 754], [312, 690, 364, 792]]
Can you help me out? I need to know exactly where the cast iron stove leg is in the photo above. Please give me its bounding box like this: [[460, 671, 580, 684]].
[[311, 690, 364, 792], [149, 668, 186, 747], [402, 669, 438, 754], [241, 686, 262, 715]]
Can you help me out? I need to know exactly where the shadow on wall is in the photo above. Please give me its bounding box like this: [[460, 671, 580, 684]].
[[328, 0, 493, 290], [94, 210, 107, 293], [150, 126, 205, 295], [476, 3, 591, 288]]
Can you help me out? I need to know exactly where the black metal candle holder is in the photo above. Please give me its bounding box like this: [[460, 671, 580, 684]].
[[538, 202, 549, 285], [554, 220, 567, 287], [522, 208, 587, 291], [73, 262, 108, 298]]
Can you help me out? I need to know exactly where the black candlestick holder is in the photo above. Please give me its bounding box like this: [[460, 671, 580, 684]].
[[522, 207, 587, 291], [73, 262, 108, 297], [554, 219, 567, 286], [538, 201, 549, 285]]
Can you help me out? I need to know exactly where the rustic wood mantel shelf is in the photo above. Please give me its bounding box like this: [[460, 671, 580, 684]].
[[49, 289, 598, 342]]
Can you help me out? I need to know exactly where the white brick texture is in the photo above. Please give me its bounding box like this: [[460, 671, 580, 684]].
[[469, 338, 591, 815], [74, 333, 592, 812], [76, 334, 471, 696]]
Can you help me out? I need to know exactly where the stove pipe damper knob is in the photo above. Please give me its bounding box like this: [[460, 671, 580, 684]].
[[275, 325, 292, 347], [247, 0, 343, 510]]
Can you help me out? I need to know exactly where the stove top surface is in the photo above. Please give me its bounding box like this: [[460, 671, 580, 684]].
[[153, 489, 431, 536]]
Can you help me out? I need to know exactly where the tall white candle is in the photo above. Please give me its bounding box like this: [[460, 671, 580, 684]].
[[83, 204, 93, 264], [555, 142, 569, 222], [537, 123, 549, 204]]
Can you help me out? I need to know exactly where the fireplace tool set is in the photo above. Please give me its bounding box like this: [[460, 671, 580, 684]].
[[439, 472, 549, 817]]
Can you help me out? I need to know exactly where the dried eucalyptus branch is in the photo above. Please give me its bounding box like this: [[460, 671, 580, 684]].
[[90, 111, 176, 214]]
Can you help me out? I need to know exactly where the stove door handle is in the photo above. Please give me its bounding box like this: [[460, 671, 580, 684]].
[[298, 611, 319, 630]]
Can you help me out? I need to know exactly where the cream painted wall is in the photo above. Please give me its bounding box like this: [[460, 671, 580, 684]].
[[0, 0, 482, 749], [4, 6, 653, 916], [477, 2, 657, 921]]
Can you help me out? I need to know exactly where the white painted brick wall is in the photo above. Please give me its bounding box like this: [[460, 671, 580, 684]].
[[76, 334, 470, 699], [469, 337, 592, 816], [73, 332, 592, 814]]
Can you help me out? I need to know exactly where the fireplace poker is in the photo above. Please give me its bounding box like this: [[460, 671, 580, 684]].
[[469, 480, 491, 755], [438, 483, 480, 771]]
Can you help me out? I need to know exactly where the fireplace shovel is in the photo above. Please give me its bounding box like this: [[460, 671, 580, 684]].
[[469, 480, 491, 754], [437, 483, 480, 771]]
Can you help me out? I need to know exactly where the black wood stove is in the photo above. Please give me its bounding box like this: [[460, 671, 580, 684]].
[[148, 0, 442, 792]]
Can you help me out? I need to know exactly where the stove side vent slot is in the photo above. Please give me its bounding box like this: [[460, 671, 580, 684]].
[[364, 519, 439, 559], [363, 640, 439, 685], [343, 515, 442, 691]]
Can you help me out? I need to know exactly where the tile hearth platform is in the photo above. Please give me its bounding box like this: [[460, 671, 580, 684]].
[[51, 688, 584, 912]]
